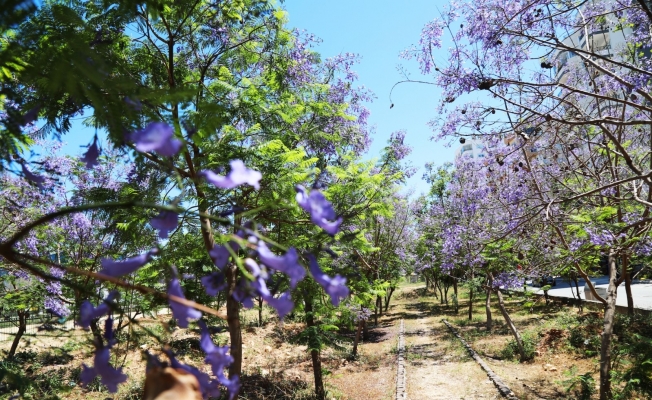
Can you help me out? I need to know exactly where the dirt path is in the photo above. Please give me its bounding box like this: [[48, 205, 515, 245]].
[[389, 284, 501, 400]]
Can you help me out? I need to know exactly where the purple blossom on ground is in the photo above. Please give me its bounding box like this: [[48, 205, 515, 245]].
[[295, 185, 343, 235], [256, 242, 305, 288], [80, 135, 100, 169], [200, 160, 262, 190], [80, 319, 127, 393], [307, 255, 349, 306], [150, 210, 178, 239], [130, 122, 182, 157], [168, 276, 202, 328], [79, 291, 118, 329], [99, 250, 155, 277]]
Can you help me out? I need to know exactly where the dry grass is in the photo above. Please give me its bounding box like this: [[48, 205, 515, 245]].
[[0, 283, 611, 400]]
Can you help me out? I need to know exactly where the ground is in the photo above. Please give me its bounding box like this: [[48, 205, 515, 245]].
[[0, 282, 634, 399]]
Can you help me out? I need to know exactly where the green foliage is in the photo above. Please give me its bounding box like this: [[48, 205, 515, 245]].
[[0, 350, 77, 398], [561, 366, 595, 400], [500, 332, 536, 361]]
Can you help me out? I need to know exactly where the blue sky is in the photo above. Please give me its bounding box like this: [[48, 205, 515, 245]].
[[283, 0, 454, 194], [43, 0, 454, 195]]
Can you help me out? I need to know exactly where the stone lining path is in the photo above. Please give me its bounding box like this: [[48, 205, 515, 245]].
[[443, 320, 519, 400], [396, 319, 406, 400], [389, 286, 501, 399]]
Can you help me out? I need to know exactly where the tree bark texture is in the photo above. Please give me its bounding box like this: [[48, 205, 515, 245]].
[[495, 289, 527, 362], [468, 285, 474, 320], [8, 311, 26, 358], [599, 253, 619, 400], [485, 287, 493, 332], [225, 265, 242, 379], [384, 287, 395, 312], [352, 320, 363, 357], [622, 255, 634, 315], [304, 294, 325, 400]]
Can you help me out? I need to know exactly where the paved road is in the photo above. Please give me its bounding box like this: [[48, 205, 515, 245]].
[[526, 276, 652, 310]]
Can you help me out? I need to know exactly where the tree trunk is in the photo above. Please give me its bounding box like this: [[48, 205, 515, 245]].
[[225, 265, 242, 379], [437, 282, 444, 304], [90, 318, 103, 342], [362, 319, 369, 341], [377, 296, 383, 318], [485, 287, 493, 332], [304, 293, 325, 400], [8, 311, 27, 358], [384, 287, 395, 312], [495, 289, 527, 362], [352, 320, 363, 357], [468, 285, 474, 320], [599, 253, 619, 400], [374, 298, 378, 326], [573, 276, 583, 313], [258, 296, 263, 327], [622, 255, 634, 315]]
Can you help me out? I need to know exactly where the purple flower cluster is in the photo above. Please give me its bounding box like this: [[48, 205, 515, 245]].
[[80, 319, 127, 393], [295, 185, 343, 235]]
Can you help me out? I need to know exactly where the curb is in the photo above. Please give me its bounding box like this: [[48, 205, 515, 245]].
[[442, 319, 518, 400], [396, 319, 407, 400]]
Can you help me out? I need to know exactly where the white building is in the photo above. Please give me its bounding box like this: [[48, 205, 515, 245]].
[[455, 139, 487, 160]]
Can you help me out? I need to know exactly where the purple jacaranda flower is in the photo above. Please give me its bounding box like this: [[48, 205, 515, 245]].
[[124, 97, 142, 111], [201, 272, 227, 296], [232, 279, 255, 308], [80, 135, 100, 169], [99, 250, 156, 277], [80, 319, 127, 393], [263, 291, 293, 320], [307, 255, 349, 306], [130, 122, 182, 157], [251, 278, 294, 320], [295, 185, 343, 235], [168, 276, 202, 328], [256, 242, 305, 288], [79, 291, 119, 329], [20, 163, 45, 188], [209, 244, 231, 269], [22, 105, 41, 125], [150, 210, 178, 239], [198, 321, 233, 379], [244, 258, 267, 279], [200, 160, 262, 190]]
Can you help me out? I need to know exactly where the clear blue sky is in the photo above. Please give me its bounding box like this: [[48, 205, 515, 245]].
[[46, 0, 454, 195], [283, 0, 453, 194]]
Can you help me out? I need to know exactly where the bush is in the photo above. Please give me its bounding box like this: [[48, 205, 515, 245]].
[[501, 332, 536, 361]]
